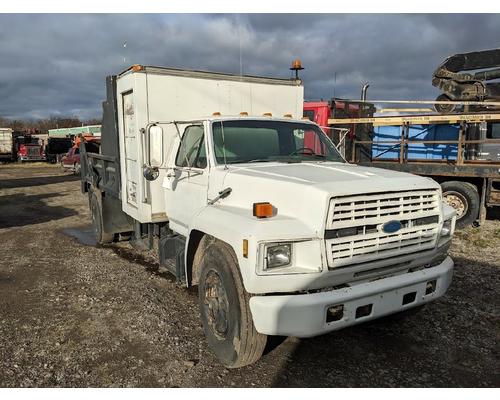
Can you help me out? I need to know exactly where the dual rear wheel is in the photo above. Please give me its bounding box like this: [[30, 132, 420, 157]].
[[89, 189, 114, 244]]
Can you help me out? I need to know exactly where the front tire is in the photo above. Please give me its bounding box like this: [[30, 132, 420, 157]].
[[441, 181, 480, 229], [198, 239, 267, 368]]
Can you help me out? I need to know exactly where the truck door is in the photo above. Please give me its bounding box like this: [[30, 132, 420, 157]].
[[163, 124, 209, 236]]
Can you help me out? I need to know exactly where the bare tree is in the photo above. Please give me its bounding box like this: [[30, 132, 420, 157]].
[[0, 116, 102, 133]]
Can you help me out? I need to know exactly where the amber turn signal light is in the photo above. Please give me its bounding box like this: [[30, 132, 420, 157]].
[[243, 239, 249, 258], [253, 202, 273, 218]]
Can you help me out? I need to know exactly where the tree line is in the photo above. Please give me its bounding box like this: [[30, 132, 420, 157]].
[[0, 116, 102, 133]]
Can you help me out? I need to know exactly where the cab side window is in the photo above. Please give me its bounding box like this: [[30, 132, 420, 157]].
[[175, 125, 207, 168]]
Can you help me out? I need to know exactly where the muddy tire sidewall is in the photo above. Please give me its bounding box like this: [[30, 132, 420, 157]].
[[198, 243, 243, 367]]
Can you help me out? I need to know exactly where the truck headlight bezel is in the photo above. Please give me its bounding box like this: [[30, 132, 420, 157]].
[[439, 216, 456, 238], [256, 239, 323, 275]]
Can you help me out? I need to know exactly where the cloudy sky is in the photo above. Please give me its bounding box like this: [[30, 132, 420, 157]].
[[0, 13, 499, 120]]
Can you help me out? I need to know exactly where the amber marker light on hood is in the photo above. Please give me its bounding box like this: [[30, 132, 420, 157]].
[[253, 202, 274, 218]]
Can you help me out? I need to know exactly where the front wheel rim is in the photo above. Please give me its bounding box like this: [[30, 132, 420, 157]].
[[203, 270, 230, 340], [443, 191, 468, 219]]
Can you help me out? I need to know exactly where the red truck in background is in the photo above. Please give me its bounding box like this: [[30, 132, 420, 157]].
[[303, 99, 375, 158], [14, 130, 46, 162]]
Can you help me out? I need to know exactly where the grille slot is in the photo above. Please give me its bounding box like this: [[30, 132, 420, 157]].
[[326, 189, 440, 269]]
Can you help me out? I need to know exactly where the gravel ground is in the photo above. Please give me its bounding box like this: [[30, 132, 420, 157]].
[[0, 163, 498, 387]]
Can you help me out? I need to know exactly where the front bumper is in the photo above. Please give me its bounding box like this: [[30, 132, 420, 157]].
[[249, 256, 453, 337]]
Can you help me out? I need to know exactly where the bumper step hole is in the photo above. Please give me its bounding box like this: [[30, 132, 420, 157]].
[[326, 305, 344, 322], [355, 304, 373, 319], [402, 291, 417, 305], [425, 280, 437, 295]]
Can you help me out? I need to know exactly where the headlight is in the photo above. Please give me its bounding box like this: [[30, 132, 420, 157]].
[[265, 243, 291, 269]]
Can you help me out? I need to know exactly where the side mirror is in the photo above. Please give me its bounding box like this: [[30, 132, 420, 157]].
[[143, 166, 159, 181], [148, 125, 163, 168]]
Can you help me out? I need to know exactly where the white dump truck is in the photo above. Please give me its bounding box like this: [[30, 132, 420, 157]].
[[80, 65, 456, 367]]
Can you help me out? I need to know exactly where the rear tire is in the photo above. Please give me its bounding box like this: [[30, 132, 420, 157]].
[[441, 181, 480, 229], [197, 239, 267, 368], [89, 189, 114, 244]]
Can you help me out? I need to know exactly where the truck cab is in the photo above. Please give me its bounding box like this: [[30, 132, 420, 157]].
[[81, 65, 455, 368], [15, 135, 45, 162]]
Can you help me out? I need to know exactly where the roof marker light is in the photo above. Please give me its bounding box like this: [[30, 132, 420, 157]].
[[263, 112, 272, 117], [212, 112, 221, 116]]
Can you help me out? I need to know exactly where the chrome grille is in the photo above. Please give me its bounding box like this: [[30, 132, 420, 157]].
[[325, 189, 440, 269], [27, 146, 39, 157]]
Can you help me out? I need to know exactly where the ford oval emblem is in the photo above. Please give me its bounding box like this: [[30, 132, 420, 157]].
[[382, 220, 402, 234]]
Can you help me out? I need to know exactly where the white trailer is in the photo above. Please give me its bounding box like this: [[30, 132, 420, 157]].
[[80, 65, 456, 368]]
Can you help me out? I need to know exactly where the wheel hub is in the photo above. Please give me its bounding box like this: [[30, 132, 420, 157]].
[[443, 191, 467, 219], [204, 270, 229, 339]]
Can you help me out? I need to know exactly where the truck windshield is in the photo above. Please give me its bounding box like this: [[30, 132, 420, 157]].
[[212, 120, 344, 164]]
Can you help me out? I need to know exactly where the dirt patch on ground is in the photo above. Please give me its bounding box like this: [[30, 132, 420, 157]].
[[0, 164, 498, 387]]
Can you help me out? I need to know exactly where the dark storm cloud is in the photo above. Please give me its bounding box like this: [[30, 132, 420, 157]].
[[0, 13, 499, 119]]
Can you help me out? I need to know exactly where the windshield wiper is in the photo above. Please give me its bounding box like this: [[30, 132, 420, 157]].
[[248, 158, 271, 163]]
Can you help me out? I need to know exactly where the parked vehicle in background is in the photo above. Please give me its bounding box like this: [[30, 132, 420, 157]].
[[305, 98, 500, 228], [61, 136, 100, 174], [0, 128, 14, 162], [80, 64, 455, 368], [13, 131, 45, 162], [45, 137, 73, 164]]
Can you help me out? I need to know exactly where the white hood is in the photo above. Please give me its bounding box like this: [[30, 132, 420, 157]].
[[211, 162, 439, 232]]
